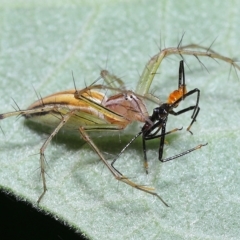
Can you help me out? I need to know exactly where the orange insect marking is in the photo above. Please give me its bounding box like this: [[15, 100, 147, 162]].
[[167, 85, 187, 106]]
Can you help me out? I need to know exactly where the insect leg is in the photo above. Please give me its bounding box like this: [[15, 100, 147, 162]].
[[143, 119, 168, 173], [111, 131, 142, 173], [111, 126, 181, 174], [145, 126, 207, 163], [170, 88, 200, 134], [160, 143, 208, 162]]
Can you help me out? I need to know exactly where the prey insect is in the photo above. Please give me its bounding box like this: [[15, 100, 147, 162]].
[[111, 60, 207, 174], [105, 38, 240, 177]]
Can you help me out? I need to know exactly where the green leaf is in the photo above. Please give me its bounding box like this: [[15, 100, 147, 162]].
[[0, 0, 240, 239]]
